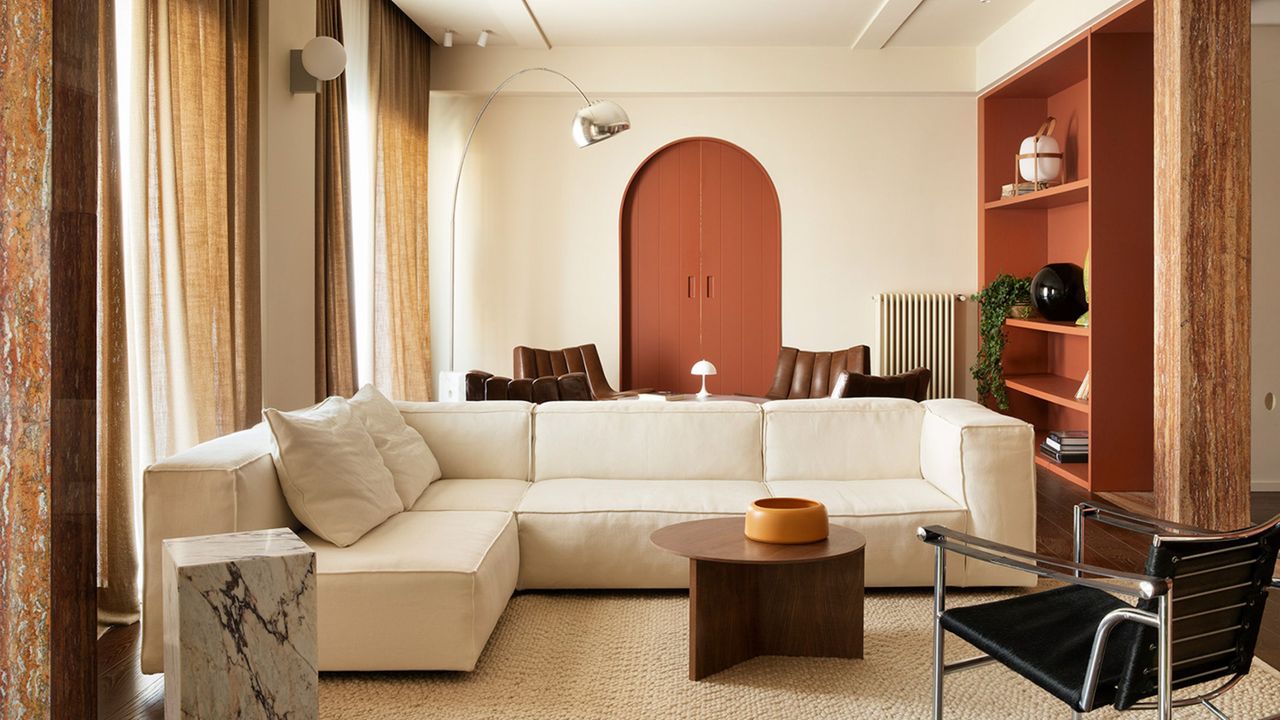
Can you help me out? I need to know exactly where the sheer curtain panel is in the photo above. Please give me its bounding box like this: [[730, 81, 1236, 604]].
[[369, 0, 433, 400], [315, 0, 358, 400]]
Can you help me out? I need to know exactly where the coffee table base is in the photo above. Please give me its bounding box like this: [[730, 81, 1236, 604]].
[[687, 550, 864, 680]]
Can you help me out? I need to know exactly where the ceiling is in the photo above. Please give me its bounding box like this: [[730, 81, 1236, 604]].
[[393, 0, 1038, 51]]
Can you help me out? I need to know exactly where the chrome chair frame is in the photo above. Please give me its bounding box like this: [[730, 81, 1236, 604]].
[[919, 502, 1280, 720]]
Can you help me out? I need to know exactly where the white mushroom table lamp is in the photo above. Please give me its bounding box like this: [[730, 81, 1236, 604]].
[[691, 360, 718, 400]]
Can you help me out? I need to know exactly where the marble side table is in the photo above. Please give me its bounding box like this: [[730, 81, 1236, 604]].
[[163, 528, 317, 719]]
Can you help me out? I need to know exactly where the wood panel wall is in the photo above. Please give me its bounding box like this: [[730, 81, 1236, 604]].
[[1153, 0, 1252, 529], [51, 0, 101, 711]]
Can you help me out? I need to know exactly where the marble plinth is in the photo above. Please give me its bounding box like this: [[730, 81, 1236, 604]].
[[163, 528, 317, 719]]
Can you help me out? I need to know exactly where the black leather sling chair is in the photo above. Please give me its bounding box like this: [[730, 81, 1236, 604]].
[[918, 502, 1280, 719]]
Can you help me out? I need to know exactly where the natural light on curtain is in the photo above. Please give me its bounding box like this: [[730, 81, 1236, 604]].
[[343, 0, 376, 387]]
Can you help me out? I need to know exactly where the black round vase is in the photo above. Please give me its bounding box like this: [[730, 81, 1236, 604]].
[[1031, 263, 1088, 321]]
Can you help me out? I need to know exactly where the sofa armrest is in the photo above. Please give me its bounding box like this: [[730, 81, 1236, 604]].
[[139, 423, 298, 673], [919, 399, 1036, 586]]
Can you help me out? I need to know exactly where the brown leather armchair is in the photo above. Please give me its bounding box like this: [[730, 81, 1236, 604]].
[[765, 345, 871, 400], [464, 371, 592, 403], [513, 344, 650, 400]]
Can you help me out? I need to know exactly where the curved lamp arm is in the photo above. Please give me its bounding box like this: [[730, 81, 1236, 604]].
[[447, 68, 601, 373]]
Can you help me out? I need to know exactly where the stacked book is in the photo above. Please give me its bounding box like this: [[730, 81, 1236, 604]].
[[1039, 430, 1088, 464], [1000, 181, 1055, 198]]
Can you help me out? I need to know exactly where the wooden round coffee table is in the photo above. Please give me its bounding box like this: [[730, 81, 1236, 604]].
[[651, 517, 866, 680]]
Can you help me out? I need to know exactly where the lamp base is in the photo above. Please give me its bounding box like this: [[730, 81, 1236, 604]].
[[696, 376, 710, 399], [437, 371, 467, 402]]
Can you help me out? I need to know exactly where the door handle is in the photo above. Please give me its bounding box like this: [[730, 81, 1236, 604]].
[[688, 276, 695, 298], [706, 275, 714, 299]]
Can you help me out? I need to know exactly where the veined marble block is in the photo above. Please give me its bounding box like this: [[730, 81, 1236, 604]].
[[163, 528, 317, 720]]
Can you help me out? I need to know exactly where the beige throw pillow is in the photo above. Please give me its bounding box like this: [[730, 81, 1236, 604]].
[[349, 384, 443, 508], [264, 397, 402, 547]]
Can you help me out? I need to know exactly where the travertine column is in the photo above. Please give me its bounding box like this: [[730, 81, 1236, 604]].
[[1153, 0, 1252, 529], [163, 528, 318, 719]]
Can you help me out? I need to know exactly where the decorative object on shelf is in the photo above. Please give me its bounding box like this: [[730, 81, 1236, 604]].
[[971, 273, 1032, 410], [744, 498, 829, 544], [163, 529, 317, 718], [1030, 262, 1088, 322], [1075, 371, 1091, 402], [1076, 250, 1091, 327], [1008, 303, 1035, 319], [691, 359, 717, 399], [1016, 116, 1064, 185]]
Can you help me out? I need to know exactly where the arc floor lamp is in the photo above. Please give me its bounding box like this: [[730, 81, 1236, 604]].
[[440, 67, 631, 400]]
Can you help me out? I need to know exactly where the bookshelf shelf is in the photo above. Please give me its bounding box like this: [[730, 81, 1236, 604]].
[[978, 0, 1154, 494], [1005, 317, 1090, 337], [984, 178, 1090, 210], [1005, 374, 1090, 413], [1035, 453, 1090, 489]]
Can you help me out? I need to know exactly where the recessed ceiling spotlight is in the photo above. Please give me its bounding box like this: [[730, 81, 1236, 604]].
[[443, 30, 454, 48], [477, 29, 491, 48]]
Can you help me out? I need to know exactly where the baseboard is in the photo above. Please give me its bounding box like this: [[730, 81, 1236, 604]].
[[1253, 478, 1280, 492]]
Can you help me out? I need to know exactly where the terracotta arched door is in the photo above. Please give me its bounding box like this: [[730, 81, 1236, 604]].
[[621, 138, 781, 396]]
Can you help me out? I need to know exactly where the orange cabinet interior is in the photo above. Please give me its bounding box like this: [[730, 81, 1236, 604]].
[[978, 0, 1154, 493]]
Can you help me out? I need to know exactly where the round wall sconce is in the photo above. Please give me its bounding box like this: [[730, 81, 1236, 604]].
[[302, 36, 347, 80], [291, 36, 347, 94]]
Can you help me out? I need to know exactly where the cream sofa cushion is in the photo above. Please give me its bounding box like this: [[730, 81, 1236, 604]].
[[763, 398, 925, 481], [264, 397, 402, 547], [410, 478, 531, 512], [139, 423, 296, 674], [515, 478, 767, 588], [397, 401, 531, 480], [765, 478, 967, 586], [920, 399, 1036, 587], [301, 511, 518, 671], [350, 384, 442, 508], [533, 401, 763, 481]]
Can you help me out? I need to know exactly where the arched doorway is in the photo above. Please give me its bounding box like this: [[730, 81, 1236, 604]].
[[620, 138, 781, 396]]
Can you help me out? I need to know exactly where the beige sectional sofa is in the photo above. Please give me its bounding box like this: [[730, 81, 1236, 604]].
[[140, 397, 1035, 674]]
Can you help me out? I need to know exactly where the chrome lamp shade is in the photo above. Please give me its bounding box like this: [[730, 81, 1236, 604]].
[[572, 100, 631, 148]]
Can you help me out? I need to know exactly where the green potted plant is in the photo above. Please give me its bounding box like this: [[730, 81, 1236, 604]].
[[970, 273, 1032, 410]]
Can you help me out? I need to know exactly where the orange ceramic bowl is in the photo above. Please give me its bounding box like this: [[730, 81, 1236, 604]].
[[744, 498, 829, 544]]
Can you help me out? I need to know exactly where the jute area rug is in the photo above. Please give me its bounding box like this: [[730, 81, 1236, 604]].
[[320, 588, 1280, 719]]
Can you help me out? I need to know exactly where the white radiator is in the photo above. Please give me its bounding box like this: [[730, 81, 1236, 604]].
[[873, 292, 961, 400]]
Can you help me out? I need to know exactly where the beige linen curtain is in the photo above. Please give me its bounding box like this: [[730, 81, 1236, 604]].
[[97, 0, 139, 624], [316, 0, 358, 400], [100, 0, 261, 626], [130, 0, 262, 457], [369, 0, 433, 400]]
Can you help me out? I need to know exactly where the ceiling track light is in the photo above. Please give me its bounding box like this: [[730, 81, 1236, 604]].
[[477, 30, 491, 48], [443, 29, 454, 48]]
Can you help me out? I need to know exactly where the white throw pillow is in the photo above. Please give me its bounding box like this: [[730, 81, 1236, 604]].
[[349, 384, 443, 508], [264, 397, 403, 547]]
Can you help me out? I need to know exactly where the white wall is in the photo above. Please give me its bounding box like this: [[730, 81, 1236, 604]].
[[975, 0, 1128, 91], [429, 48, 979, 397], [259, 0, 317, 411], [1253, 24, 1280, 490]]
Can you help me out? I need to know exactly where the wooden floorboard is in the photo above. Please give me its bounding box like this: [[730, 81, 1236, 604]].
[[98, 473, 1280, 719]]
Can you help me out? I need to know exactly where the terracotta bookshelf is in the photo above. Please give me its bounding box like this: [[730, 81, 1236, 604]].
[[977, 0, 1154, 493]]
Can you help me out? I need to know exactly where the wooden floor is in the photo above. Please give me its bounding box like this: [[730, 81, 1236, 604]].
[[98, 473, 1280, 719]]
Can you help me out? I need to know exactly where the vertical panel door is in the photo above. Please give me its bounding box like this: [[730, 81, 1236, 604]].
[[621, 138, 781, 395]]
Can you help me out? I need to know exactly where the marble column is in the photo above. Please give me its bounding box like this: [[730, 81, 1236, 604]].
[[163, 528, 318, 720]]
